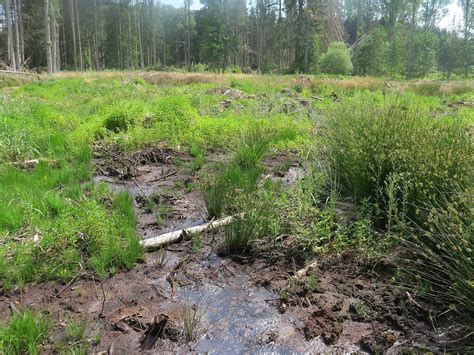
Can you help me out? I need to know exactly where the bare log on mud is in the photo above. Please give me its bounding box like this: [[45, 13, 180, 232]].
[[140, 215, 240, 249], [293, 261, 318, 279]]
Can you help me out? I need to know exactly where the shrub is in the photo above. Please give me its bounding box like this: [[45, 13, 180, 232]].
[[320, 42, 353, 75], [149, 95, 196, 134], [0, 310, 50, 354]]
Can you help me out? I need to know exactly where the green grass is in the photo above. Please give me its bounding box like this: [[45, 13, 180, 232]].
[[55, 319, 88, 354], [0, 310, 50, 355], [322, 96, 473, 227], [0, 73, 472, 335]]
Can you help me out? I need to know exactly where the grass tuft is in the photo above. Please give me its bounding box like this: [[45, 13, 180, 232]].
[[0, 310, 50, 355]]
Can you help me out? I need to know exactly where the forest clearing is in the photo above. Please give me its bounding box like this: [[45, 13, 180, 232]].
[[0, 71, 472, 353]]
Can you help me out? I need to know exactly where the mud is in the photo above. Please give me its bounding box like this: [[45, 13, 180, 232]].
[[0, 146, 470, 353]]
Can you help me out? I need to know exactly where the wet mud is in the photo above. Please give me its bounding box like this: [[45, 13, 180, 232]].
[[0, 146, 469, 353]]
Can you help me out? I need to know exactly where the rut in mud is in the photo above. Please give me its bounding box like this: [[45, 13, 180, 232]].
[[0, 146, 467, 353]]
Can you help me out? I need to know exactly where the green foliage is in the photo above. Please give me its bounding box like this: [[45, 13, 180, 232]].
[[224, 216, 254, 253], [411, 81, 442, 96], [320, 42, 353, 75], [412, 31, 439, 78], [55, 319, 88, 354], [0, 189, 142, 289], [203, 162, 260, 218], [323, 96, 473, 227], [438, 30, 464, 79], [354, 27, 389, 76], [189, 144, 205, 171], [0, 310, 50, 355], [103, 101, 145, 132]]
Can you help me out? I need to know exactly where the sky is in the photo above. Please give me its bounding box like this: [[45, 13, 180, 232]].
[[160, 0, 464, 30]]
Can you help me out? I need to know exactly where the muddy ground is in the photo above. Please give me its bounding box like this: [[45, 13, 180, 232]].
[[0, 147, 469, 353]]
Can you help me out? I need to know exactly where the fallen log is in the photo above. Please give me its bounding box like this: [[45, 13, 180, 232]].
[[5, 159, 58, 169], [293, 261, 318, 279], [140, 215, 239, 249], [0, 69, 37, 75]]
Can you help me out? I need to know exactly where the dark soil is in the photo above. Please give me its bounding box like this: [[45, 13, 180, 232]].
[[0, 146, 470, 353]]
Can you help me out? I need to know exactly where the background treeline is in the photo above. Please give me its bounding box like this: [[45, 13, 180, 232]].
[[0, 0, 472, 78]]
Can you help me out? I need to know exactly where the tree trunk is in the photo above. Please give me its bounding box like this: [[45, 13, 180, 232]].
[[13, 0, 21, 69], [5, 0, 17, 71], [74, 0, 83, 70], [137, 4, 144, 69], [49, 0, 57, 72], [69, 0, 77, 69], [407, 0, 419, 79], [44, 0, 53, 74], [61, 1, 67, 68], [18, 0, 24, 66]]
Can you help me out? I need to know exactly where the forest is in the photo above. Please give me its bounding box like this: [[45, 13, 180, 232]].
[[0, 0, 473, 77], [0, 0, 473, 354]]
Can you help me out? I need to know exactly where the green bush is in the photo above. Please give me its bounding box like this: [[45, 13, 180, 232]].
[[320, 42, 353, 75]]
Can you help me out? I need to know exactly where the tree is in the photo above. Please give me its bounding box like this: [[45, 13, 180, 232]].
[[412, 29, 438, 77], [354, 26, 389, 76], [438, 30, 463, 79], [320, 41, 353, 74], [460, 0, 473, 77]]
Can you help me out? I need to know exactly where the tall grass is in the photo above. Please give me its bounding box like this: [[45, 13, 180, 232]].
[[233, 125, 269, 170], [323, 98, 473, 226], [322, 96, 473, 320], [402, 196, 473, 318], [203, 125, 267, 219], [0, 310, 50, 354]]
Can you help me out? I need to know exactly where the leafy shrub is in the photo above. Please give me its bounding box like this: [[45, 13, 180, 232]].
[[353, 26, 389, 76], [323, 98, 472, 226], [320, 42, 353, 75], [192, 63, 209, 72], [224, 65, 242, 74], [0, 310, 50, 354]]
